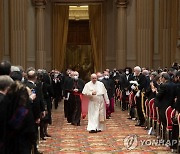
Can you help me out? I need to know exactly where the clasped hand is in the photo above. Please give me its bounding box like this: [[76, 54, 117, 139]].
[[92, 91, 97, 95], [74, 88, 78, 92]]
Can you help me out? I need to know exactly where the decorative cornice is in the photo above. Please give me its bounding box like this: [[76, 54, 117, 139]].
[[116, 0, 128, 8], [32, 0, 47, 6], [51, 0, 104, 3]]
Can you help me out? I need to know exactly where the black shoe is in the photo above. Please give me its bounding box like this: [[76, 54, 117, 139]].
[[77, 123, 80, 126], [45, 133, 51, 137], [135, 123, 141, 126], [127, 117, 132, 120], [140, 123, 146, 127], [106, 115, 110, 119], [89, 130, 97, 133], [144, 127, 148, 130], [135, 122, 145, 127], [35, 150, 43, 154], [40, 137, 46, 140], [96, 130, 102, 132]]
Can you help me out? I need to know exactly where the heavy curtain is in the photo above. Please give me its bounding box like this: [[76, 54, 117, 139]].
[[52, 4, 69, 71], [89, 4, 102, 72]]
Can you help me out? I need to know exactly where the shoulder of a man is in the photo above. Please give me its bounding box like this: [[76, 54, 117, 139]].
[[97, 80, 103, 84]]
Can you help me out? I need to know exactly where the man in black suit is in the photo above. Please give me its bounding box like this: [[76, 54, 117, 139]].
[[120, 67, 133, 111], [0, 76, 14, 154], [63, 69, 73, 121], [51, 70, 62, 109], [102, 71, 115, 119], [131, 66, 147, 126], [171, 71, 180, 151], [24, 68, 45, 154], [155, 72, 176, 138], [175, 71, 180, 112]]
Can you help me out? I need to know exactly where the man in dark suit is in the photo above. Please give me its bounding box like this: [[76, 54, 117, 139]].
[[24, 68, 45, 154], [63, 69, 73, 121], [175, 71, 180, 112], [171, 71, 180, 151], [155, 72, 176, 139], [0, 76, 14, 154], [120, 67, 133, 111], [102, 71, 115, 119], [131, 66, 147, 126], [51, 70, 62, 109]]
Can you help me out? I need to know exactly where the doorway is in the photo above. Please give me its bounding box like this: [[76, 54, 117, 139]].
[[66, 19, 94, 81], [52, 3, 104, 75]]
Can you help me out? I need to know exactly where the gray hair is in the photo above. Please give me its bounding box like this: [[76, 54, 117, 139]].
[[11, 66, 20, 72], [0, 75, 14, 91], [142, 70, 149, 76], [161, 72, 170, 80], [134, 66, 141, 72]]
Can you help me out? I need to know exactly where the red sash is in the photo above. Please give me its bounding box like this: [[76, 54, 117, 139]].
[[80, 94, 89, 119]]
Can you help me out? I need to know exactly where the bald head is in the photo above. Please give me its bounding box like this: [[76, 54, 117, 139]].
[[27, 70, 37, 81], [91, 73, 97, 84]]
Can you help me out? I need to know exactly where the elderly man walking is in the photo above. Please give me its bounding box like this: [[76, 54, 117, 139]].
[[82, 73, 109, 133]]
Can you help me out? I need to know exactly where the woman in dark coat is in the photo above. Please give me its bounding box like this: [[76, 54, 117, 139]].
[[3, 81, 35, 154]]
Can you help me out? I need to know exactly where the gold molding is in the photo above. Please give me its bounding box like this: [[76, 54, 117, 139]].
[[69, 9, 89, 20]]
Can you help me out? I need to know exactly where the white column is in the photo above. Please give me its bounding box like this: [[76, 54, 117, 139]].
[[136, 0, 154, 68], [116, 0, 127, 69], [34, 0, 46, 69], [10, 0, 27, 67]]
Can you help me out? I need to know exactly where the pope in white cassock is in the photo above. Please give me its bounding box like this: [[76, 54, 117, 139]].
[[82, 73, 110, 133]]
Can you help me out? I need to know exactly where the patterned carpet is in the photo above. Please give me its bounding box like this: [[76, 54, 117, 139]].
[[38, 102, 172, 154]]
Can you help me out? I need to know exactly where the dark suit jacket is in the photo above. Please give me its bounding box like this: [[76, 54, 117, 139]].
[[155, 81, 176, 111], [120, 73, 134, 91], [132, 73, 147, 91], [63, 76, 72, 97], [25, 80, 45, 120], [101, 78, 115, 99], [175, 82, 180, 112], [0, 93, 5, 153]]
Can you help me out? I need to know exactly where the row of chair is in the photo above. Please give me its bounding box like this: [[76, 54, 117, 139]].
[[116, 89, 180, 151]]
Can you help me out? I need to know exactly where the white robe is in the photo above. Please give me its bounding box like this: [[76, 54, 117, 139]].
[[82, 81, 109, 131]]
